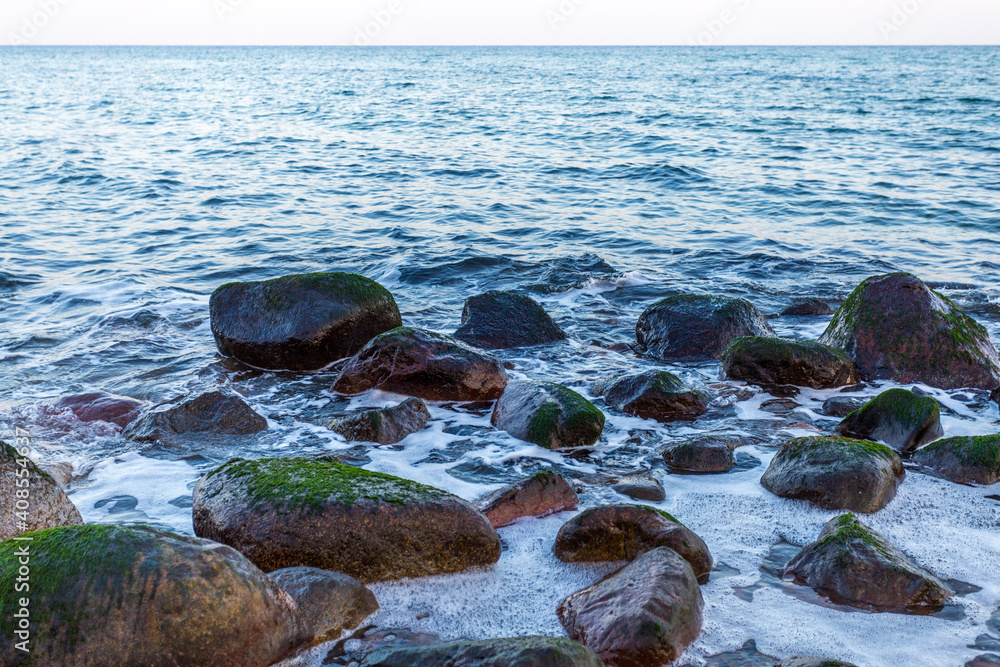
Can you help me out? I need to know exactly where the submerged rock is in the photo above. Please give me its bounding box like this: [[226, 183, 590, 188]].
[[635, 294, 775, 361], [720, 337, 860, 389], [704, 639, 778, 666], [53, 391, 147, 428], [1, 440, 83, 539], [760, 436, 904, 513], [613, 475, 666, 502], [818, 272, 1000, 390], [558, 547, 703, 667], [123, 391, 267, 442], [361, 636, 604, 667], [592, 370, 710, 422], [491, 380, 605, 450], [477, 470, 578, 528], [780, 299, 836, 317], [662, 434, 738, 474], [836, 388, 943, 453], [192, 457, 500, 582], [332, 327, 509, 401], [452, 291, 566, 349], [912, 435, 1000, 485], [269, 567, 378, 643], [327, 397, 431, 445]]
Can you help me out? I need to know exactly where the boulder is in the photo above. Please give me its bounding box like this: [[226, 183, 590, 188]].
[[477, 470, 578, 528], [836, 388, 943, 453], [0, 524, 308, 666], [780, 299, 835, 317], [592, 370, 710, 422], [662, 434, 738, 474], [636, 294, 775, 361], [1, 440, 83, 539], [331, 327, 509, 401], [818, 272, 1000, 390], [613, 475, 666, 502], [327, 397, 430, 445], [123, 391, 267, 442], [53, 391, 146, 428], [192, 457, 500, 582], [760, 436, 904, 513], [968, 656, 1000, 667], [361, 636, 605, 667], [821, 395, 869, 418], [491, 380, 605, 450], [553, 504, 712, 582], [912, 435, 1000, 485], [720, 337, 860, 389], [269, 567, 378, 643], [784, 513, 953, 611], [452, 291, 566, 349], [558, 547, 703, 667], [209, 272, 402, 371]]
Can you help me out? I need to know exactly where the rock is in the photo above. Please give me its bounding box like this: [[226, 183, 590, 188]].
[[780, 299, 836, 317], [553, 504, 712, 582], [992, 387, 1000, 409], [327, 397, 431, 445], [912, 435, 1000, 485], [361, 636, 605, 667], [192, 457, 500, 582], [760, 436, 904, 513], [720, 337, 860, 389], [39, 462, 74, 487], [558, 547, 703, 667], [779, 659, 857, 667], [477, 470, 578, 528], [53, 391, 147, 428], [968, 656, 1000, 667], [269, 567, 378, 643], [592, 370, 710, 422], [704, 639, 779, 666], [0, 524, 308, 666], [613, 475, 666, 502], [818, 272, 1000, 390], [662, 434, 738, 474], [491, 380, 605, 450], [1, 441, 83, 539], [836, 388, 943, 453], [331, 327, 509, 401], [123, 391, 267, 442], [784, 513, 953, 611], [636, 294, 775, 361], [209, 272, 402, 371], [821, 395, 869, 418], [452, 291, 567, 349]]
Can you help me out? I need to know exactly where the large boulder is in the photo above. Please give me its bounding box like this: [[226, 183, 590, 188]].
[[53, 391, 147, 428], [0, 524, 308, 665], [661, 434, 738, 474], [836, 388, 943, 453], [331, 327, 509, 401], [123, 391, 267, 442], [818, 273, 1000, 390], [553, 504, 712, 582], [361, 636, 604, 667], [912, 435, 1000, 485], [210, 272, 402, 371], [192, 457, 500, 582], [477, 470, 578, 528], [784, 513, 953, 611], [491, 380, 605, 450], [636, 294, 775, 361], [1, 441, 82, 539], [592, 370, 710, 422], [327, 397, 430, 444], [558, 547, 703, 667], [452, 291, 566, 349], [720, 337, 860, 389], [269, 567, 378, 643], [760, 436, 904, 513]]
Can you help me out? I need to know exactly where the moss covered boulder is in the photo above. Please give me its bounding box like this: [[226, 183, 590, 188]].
[[558, 547, 703, 667], [327, 397, 431, 445], [912, 434, 1000, 485], [760, 436, 904, 513], [269, 567, 378, 643], [836, 388, 943, 453], [123, 391, 267, 442], [332, 327, 509, 401], [210, 272, 402, 371], [661, 434, 738, 474], [592, 370, 711, 423], [818, 273, 1000, 390], [635, 294, 775, 361], [477, 470, 578, 528], [1, 441, 82, 540], [784, 513, 953, 611], [0, 524, 308, 666], [720, 337, 860, 389], [192, 457, 500, 582], [453, 291, 566, 349], [361, 636, 604, 667], [491, 380, 605, 450]]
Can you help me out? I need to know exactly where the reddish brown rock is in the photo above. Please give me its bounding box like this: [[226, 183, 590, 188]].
[[477, 470, 578, 528], [54, 391, 147, 428]]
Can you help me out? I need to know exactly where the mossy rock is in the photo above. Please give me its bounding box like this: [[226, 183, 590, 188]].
[[837, 388, 943, 453], [192, 457, 500, 582], [912, 434, 1000, 485], [592, 370, 711, 423], [720, 336, 860, 389], [477, 470, 578, 528], [122, 391, 267, 443], [0, 440, 82, 540], [491, 380, 605, 450], [453, 291, 566, 350], [210, 272, 402, 371], [327, 397, 430, 445], [361, 635, 605, 667]]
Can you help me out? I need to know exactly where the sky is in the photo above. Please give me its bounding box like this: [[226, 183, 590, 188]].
[[2, 0, 999, 46]]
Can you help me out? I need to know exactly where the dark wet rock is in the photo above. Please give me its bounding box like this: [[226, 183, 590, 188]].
[[993, 387, 1000, 409], [477, 470, 578, 528], [704, 639, 779, 666], [361, 635, 604, 667], [636, 294, 775, 361], [720, 337, 860, 389], [332, 327, 509, 401], [553, 504, 712, 582], [0, 524, 308, 666], [210, 272, 401, 371], [780, 299, 836, 317], [818, 272, 1000, 390], [968, 655, 1000, 667], [53, 391, 147, 428], [821, 396, 869, 418], [558, 547, 703, 667], [662, 434, 739, 474], [760, 436, 904, 513], [613, 475, 666, 502], [592, 370, 710, 422], [1, 440, 83, 539], [912, 435, 1000, 485], [452, 290, 566, 349], [491, 380, 605, 450], [836, 388, 943, 453], [269, 567, 378, 643], [123, 391, 267, 442], [192, 457, 500, 583], [779, 659, 856, 667], [784, 513, 953, 611], [327, 398, 431, 445]]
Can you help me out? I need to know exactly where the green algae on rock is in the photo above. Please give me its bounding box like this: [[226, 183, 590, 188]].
[[453, 290, 567, 349], [361, 635, 605, 667], [491, 380, 605, 450], [0, 440, 82, 540], [592, 369, 711, 422], [837, 388, 943, 453], [720, 336, 860, 389], [327, 397, 431, 445], [912, 434, 1000, 485]]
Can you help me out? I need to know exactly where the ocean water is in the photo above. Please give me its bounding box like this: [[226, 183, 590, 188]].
[[1, 46, 1000, 666]]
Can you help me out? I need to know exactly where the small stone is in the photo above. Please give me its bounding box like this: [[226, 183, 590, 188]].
[[491, 380, 605, 450], [327, 398, 430, 445], [477, 470, 578, 528], [453, 291, 566, 349], [837, 388, 943, 453], [821, 396, 869, 418], [592, 370, 710, 423], [780, 299, 836, 316], [613, 475, 666, 502], [122, 391, 267, 442], [269, 567, 378, 643]]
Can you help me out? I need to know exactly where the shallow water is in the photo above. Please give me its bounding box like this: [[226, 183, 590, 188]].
[[1, 46, 999, 666]]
